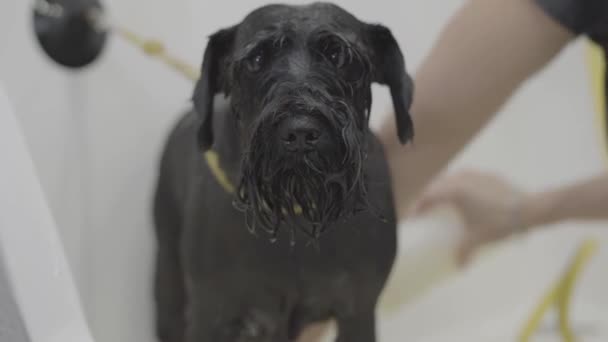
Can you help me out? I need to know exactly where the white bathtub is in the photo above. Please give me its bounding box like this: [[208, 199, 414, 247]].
[[0, 84, 94, 342]]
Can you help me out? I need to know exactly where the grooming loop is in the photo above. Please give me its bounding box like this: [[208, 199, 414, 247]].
[[519, 239, 599, 342]]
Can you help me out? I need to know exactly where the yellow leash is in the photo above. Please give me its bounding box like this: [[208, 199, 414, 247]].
[[115, 27, 200, 81], [587, 42, 608, 162], [115, 27, 237, 194], [518, 41, 606, 342], [204, 150, 237, 194], [519, 240, 599, 342]]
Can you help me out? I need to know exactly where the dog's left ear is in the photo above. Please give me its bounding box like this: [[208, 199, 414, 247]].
[[367, 24, 414, 144], [193, 26, 237, 151]]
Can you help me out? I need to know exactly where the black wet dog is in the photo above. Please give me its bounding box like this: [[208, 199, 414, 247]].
[[153, 3, 413, 341]]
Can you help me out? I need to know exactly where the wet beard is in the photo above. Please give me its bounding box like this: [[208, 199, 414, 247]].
[[234, 142, 370, 246]]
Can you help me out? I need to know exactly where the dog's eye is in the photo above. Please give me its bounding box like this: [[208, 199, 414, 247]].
[[320, 40, 347, 68], [328, 49, 345, 68], [246, 50, 265, 72]]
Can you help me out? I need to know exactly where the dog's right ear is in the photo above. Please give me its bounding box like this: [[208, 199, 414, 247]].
[[193, 26, 237, 151], [367, 24, 414, 145]]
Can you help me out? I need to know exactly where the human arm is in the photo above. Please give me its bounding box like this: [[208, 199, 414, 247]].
[[412, 170, 608, 263], [378, 0, 576, 221]]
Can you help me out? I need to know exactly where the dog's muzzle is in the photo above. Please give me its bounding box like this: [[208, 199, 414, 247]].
[[235, 98, 371, 243]]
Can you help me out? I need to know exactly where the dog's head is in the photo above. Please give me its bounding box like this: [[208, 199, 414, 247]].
[[193, 2, 413, 240]]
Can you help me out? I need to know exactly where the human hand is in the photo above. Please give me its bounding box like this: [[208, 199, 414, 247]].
[[411, 170, 529, 265]]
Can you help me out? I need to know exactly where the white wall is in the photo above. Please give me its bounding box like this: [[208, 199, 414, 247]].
[[1, 0, 607, 341]]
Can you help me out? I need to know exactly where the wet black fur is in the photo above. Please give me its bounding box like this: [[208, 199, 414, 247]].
[[153, 3, 413, 341]]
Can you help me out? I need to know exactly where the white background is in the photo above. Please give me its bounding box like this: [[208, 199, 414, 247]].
[[1, 0, 607, 341]]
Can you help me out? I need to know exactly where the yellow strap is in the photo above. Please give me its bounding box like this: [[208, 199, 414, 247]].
[[114, 28, 235, 193], [519, 40, 606, 342], [556, 239, 599, 341], [205, 147, 304, 214], [115, 28, 236, 194], [585, 41, 607, 161], [115, 27, 200, 82], [205, 148, 304, 214], [204, 150, 236, 194], [519, 239, 599, 342]]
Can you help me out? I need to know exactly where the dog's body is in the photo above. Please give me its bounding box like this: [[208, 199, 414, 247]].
[[153, 3, 413, 342]]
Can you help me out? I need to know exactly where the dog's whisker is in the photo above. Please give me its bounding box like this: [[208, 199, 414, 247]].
[[289, 226, 296, 247]]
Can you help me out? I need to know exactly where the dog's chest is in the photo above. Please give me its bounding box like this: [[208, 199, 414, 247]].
[[181, 184, 395, 316], [182, 197, 393, 276]]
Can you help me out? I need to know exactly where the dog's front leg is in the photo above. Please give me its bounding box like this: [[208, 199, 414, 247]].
[[153, 178, 186, 342], [335, 311, 376, 342]]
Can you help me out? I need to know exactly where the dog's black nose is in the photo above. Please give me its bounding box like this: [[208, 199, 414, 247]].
[[278, 117, 322, 152]]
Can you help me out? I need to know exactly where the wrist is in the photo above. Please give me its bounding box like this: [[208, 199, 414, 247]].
[[519, 190, 559, 230]]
